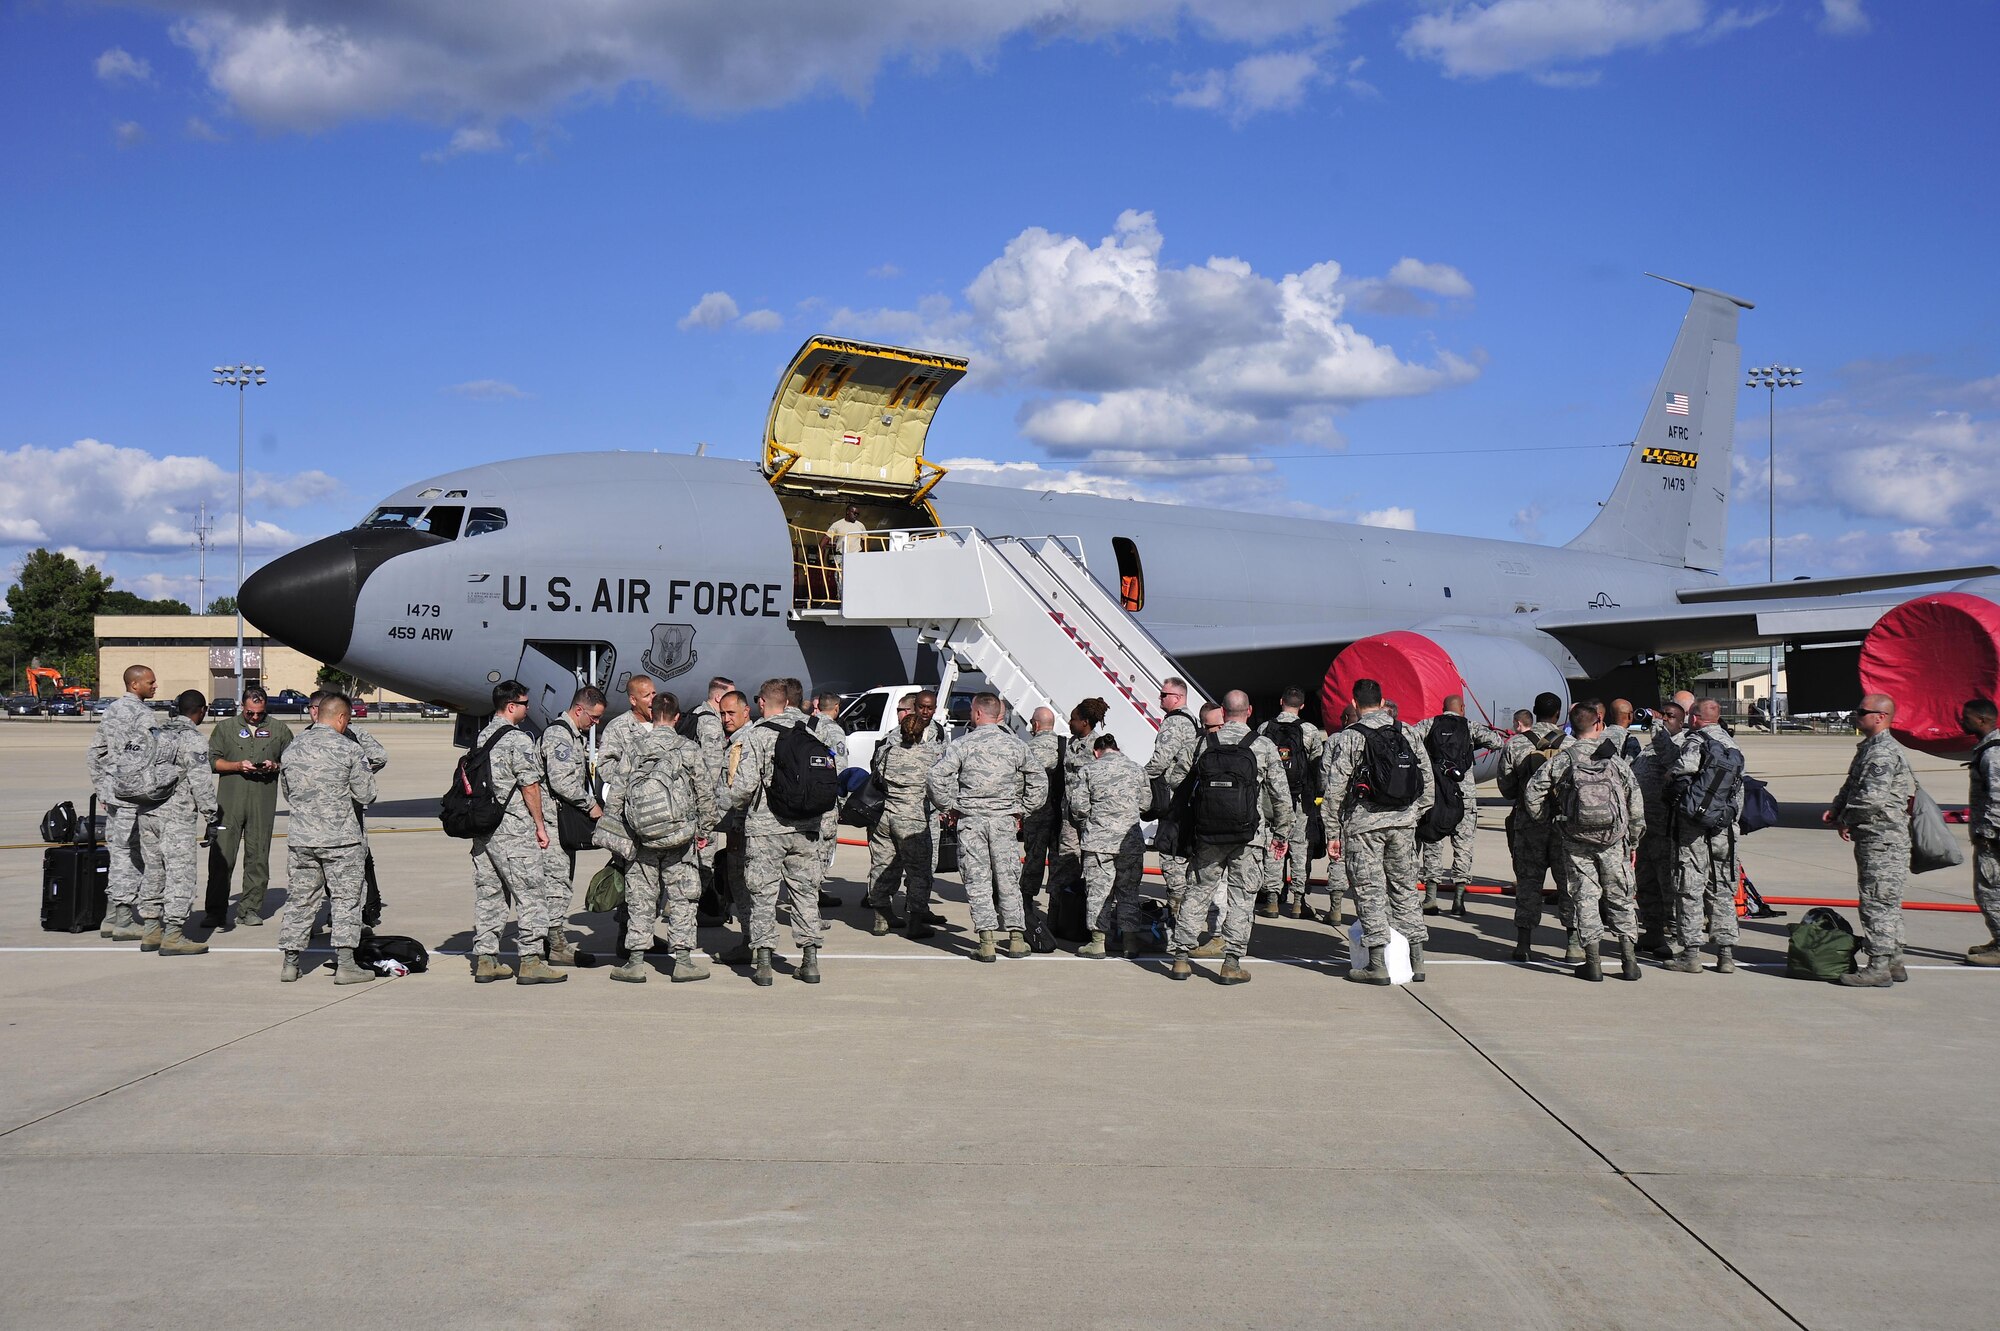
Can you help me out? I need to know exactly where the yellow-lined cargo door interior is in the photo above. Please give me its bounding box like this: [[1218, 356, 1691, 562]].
[[763, 337, 968, 501]]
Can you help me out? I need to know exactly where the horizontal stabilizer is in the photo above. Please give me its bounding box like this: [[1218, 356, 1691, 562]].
[[1677, 565, 2000, 605]]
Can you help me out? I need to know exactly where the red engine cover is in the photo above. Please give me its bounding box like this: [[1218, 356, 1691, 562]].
[[1858, 592, 2000, 754], [1321, 631, 1465, 729]]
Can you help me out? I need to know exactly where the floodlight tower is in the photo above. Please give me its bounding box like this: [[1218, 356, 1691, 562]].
[[211, 363, 266, 702], [1745, 363, 1803, 721]]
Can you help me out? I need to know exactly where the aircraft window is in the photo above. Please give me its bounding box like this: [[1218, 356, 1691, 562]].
[[360, 506, 424, 529], [839, 692, 886, 733], [1113, 537, 1144, 612], [422, 505, 464, 540], [464, 507, 509, 538]]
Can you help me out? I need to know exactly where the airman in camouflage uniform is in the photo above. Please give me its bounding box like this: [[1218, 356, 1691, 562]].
[[1409, 698, 1510, 917], [687, 678, 732, 913], [1144, 682, 1204, 947], [1526, 707, 1647, 981], [721, 682, 828, 986], [86, 668, 158, 941], [470, 682, 565, 985], [276, 696, 379, 983], [1666, 700, 1744, 973], [135, 692, 221, 955], [1171, 692, 1294, 984], [599, 697, 716, 984], [538, 687, 605, 965], [1018, 707, 1064, 910], [1828, 695, 1917, 987], [1067, 735, 1150, 958], [1499, 694, 1573, 963], [1630, 718, 1682, 956], [811, 695, 848, 875], [929, 693, 1047, 961], [1322, 683, 1436, 984], [1053, 700, 1107, 888], [1257, 688, 1326, 919], [866, 712, 943, 937], [1963, 699, 2000, 966]]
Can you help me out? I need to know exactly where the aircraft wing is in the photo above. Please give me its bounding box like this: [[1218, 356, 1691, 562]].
[[1534, 591, 1916, 655]]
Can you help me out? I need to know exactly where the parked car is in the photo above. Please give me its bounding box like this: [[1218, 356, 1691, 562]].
[[43, 697, 81, 716], [265, 689, 312, 715], [5, 695, 45, 716], [85, 696, 113, 716], [420, 702, 451, 719], [351, 699, 369, 718], [208, 697, 239, 719]]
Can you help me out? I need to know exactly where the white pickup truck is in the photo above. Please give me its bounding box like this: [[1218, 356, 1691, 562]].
[[834, 685, 976, 778]]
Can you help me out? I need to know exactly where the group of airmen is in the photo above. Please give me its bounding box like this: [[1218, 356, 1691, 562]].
[[77, 660, 2000, 991]]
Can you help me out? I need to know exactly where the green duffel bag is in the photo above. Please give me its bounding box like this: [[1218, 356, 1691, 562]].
[[585, 859, 628, 914], [1786, 907, 1858, 981]]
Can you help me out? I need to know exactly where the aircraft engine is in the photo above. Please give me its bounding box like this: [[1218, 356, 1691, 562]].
[[1858, 589, 2000, 754], [1320, 629, 1570, 732]]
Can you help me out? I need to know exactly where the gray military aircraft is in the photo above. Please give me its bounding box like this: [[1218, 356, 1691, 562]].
[[242, 276, 2000, 754]]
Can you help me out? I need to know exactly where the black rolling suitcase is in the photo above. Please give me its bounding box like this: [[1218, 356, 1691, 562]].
[[42, 796, 109, 933]]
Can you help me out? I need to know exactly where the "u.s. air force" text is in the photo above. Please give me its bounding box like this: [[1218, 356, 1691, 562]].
[[499, 575, 785, 617]]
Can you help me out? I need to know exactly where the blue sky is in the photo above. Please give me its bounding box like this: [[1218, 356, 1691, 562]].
[[2, 0, 1994, 606]]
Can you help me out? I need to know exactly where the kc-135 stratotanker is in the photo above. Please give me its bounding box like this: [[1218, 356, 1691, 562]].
[[241, 276, 2000, 760]]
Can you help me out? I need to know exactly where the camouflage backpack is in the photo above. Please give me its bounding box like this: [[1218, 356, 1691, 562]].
[[623, 745, 698, 850], [111, 726, 181, 805], [1558, 752, 1627, 848]]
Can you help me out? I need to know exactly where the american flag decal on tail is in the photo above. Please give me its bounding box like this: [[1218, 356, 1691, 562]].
[[1664, 393, 1690, 416]]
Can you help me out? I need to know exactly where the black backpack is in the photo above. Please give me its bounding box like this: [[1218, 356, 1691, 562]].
[[1189, 740, 1261, 846], [764, 720, 840, 820], [675, 709, 702, 742], [1676, 732, 1745, 835], [1415, 774, 1465, 844], [1264, 719, 1318, 803], [354, 933, 429, 974], [1424, 713, 1475, 781], [1355, 723, 1422, 809], [439, 725, 516, 839], [40, 800, 77, 845]]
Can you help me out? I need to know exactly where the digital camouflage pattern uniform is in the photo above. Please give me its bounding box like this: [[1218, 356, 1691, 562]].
[[1019, 728, 1064, 901], [538, 716, 596, 935], [1499, 721, 1570, 932], [1971, 731, 2000, 942], [1629, 734, 1680, 943], [1322, 710, 1437, 951], [307, 720, 390, 923], [1526, 736, 1646, 947], [1174, 722, 1293, 960], [1143, 710, 1202, 924], [277, 725, 378, 953], [470, 718, 550, 960], [928, 723, 1047, 934], [1051, 726, 1102, 888], [206, 714, 293, 919], [722, 707, 826, 950], [86, 692, 155, 918], [866, 732, 943, 919], [1410, 713, 1510, 900], [689, 701, 728, 905], [811, 713, 848, 870], [1831, 728, 1917, 965], [135, 713, 220, 927], [1672, 725, 1744, 951], [1067, 747, 1150, 938], [597, 725, 715, 955], [1257, 711, 1326, 905]]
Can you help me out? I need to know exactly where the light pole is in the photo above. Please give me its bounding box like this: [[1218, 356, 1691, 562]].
[[1745, 363, 1802, 723], [211, 364, 266, 702]]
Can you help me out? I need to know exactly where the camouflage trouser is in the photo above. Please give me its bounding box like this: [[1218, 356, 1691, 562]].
[[136, 805, 200, 924], [1634, 833, 1676, 940], [1510, 818, 1570, 931], [1561, 838, 1637, 946], [624, 843, 702, 953], [279, 843, 365, 951], [746, 828, 824, 949], [471, 834, 549, 957], [1348, 825, 1426, 950], [1179, 838, 1261, 959], [1085, 846, 1145, 937], [1263, 803, 1311, 897], [542, 846, 576, 937], [1852, 829, 1909, 963], [1020, 813, 1057, 898], [1673, 826, 1738, 949], [958, 814, 1025, 933], [866, 813, 933, 918], [1974, 838, 2000, 942], [1421, 777, 1479, 888], [1051, 818, 1084, 888], [820, 810, 840, 874], [104, 803, 143, 908]]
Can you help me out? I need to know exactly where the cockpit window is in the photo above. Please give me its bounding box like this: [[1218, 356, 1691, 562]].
[[361, 506, 424, 529], [465, 507, 508, 538], [420, 506, 464, 540]]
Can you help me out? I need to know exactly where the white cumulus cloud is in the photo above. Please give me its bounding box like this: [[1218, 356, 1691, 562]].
[[113, 120, 147, 149], [422, 124, 507, 162], [1401, 0, 1714, 81], [1171, 48, 1327, 123], [1358, 505, 1417, 529], [1820, 0, 1869, 35], [737, 308, 784, 332], [446, 378, 529, 400], [95, 47, 153, 83], [678, 291, 741, 331]]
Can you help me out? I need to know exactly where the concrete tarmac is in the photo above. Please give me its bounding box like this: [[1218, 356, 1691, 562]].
[[3, 721, 1996, 1329]]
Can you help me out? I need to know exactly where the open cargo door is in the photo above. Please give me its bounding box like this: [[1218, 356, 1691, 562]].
[[763, 337, 968, 502]]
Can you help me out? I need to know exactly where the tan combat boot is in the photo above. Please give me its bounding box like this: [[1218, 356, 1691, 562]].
[[139, 920, 163, 952], [1218, 956, 1251, 984], [334, 947, 377, 984], [158, 922, 208, 956], [515, 955, 568, 985], [1006, 929, 1031, 958], [1188, 936, 1226, 959], [546, 928, 579, 967], [111, 905, 147, 942], [1078, 930, 1106, 958], [975, 930, 997, 963], [1170, 955, 1193, 980], [279, 951, 302, 983], [473, 954, 509, 983]]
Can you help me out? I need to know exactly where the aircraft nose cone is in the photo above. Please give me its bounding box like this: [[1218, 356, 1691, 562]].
[[241, 533, 361, 665]]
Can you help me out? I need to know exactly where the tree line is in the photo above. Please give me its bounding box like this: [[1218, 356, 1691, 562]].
[[0, 548, 233, 694]]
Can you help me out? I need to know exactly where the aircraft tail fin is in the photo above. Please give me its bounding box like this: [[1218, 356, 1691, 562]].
[[1565, 276, 1751, 572]]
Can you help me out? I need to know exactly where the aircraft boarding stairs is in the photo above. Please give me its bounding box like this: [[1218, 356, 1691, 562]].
[[823, 528, 1201, 756]]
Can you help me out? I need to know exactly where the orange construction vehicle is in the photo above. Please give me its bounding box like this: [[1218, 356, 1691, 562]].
[[25, 668, 92, 700]]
